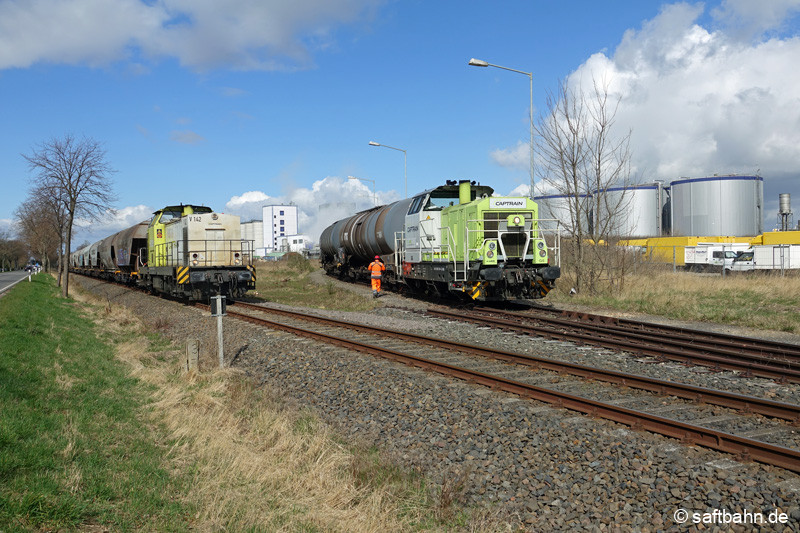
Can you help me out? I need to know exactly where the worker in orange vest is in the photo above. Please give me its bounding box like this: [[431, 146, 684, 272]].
[[368, 255, 386, 298]]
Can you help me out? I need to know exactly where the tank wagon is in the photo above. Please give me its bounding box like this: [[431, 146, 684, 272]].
[[70, 204, 256, 300], [320, 180, 561, 301]]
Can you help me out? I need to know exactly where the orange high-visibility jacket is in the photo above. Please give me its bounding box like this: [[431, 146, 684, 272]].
[[368, 260, 385, 278]]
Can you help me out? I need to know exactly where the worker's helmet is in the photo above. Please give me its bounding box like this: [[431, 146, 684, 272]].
[[375, 255, 380, 259]]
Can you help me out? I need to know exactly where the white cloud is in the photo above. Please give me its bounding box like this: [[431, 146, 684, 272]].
[[0, 218, 16, 238], [490, 141, 530, 170], [712, 0, 800, 41], [507, 184, 530, 197], [225, 191, 272, 221], [224, 176, 400, 245], [72, 204, 153, 246], [0, 0, 381, 71], [568, 2, 800, 189], [486, 2, 800, 227], [170, 130, 205, 144], [0, 0, 161, 69]]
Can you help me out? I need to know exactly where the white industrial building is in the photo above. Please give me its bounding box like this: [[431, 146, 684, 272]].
[[277, 234, 311, 254], [240, 220, 264, 256], [240, 204, 303, 256], [264, 205, 298, 252]]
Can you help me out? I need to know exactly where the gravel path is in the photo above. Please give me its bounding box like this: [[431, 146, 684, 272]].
[[74, 274, 800, 531]]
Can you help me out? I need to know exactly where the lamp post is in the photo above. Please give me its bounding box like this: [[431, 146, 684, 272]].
[[347, 175, 377, 206], [369, 141, 407, 198], [469, 57, 534, 199]]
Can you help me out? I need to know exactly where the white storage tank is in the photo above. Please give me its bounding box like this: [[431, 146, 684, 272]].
[[670, 175, 763, 237], [241, 220, 264, 250], [593, 182, 664, 237], [536, 193, 592, 234]]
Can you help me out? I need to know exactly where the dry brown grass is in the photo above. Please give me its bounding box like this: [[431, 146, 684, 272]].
[[549, 267, 800, 333], [123, 354, 412, 532], [68, 286, 478, 532]]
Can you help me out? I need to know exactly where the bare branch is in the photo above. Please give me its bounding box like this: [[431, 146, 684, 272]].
[[535, 76, 635, 294], [23, 134, 117, 297]]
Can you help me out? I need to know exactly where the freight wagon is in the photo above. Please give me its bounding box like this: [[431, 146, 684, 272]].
[[71, 204, 256, 300]]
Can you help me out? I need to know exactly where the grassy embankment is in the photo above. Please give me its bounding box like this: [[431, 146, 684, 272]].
[[251, 254, 376, 311], [0, 273, 500, 531], [548, 268, 800, 334], [0, 274, 191, 531]]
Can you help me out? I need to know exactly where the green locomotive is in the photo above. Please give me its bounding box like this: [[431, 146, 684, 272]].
[[320, 180, 560, 301]]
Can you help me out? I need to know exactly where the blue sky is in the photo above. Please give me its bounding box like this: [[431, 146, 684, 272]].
[[2, 0, 800, 246]]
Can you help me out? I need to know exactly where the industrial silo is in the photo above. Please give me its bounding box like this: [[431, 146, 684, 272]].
[[670, 175, 763, 237], [592, 182, 664, 237], [535, 193, 592, 234]]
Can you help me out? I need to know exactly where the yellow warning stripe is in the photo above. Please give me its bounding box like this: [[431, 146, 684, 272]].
[[247, 265, 257, 281], [468, 282, 485, 300], [177, 266, 190, 284], [535, 280, 551, 295]]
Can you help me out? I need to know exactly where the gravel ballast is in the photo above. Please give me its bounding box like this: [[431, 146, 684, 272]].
[[73, 274, 800, 531]]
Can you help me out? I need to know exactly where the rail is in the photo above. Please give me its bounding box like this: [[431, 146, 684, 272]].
[[223, 302, 800, 473]]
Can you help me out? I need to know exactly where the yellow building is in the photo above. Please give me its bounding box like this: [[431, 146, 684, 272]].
[[620, 235, 771, 266]]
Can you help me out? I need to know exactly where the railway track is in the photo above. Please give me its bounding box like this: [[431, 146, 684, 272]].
[[425, 306, 800, 383], [215, 301, 800, 473], [524, 305, 800, 359]]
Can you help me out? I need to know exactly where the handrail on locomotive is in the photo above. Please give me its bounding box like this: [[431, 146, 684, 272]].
[[139, 239, 256, 268]]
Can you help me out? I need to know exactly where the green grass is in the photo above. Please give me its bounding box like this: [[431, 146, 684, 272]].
[[0, 275, 193, 531], [252, 255, 376, 311]]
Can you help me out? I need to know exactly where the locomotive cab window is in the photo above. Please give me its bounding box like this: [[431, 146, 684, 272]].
[[425, 192, 459, 210], [160, 210, 182, 222], [408, 196, 426, 215]]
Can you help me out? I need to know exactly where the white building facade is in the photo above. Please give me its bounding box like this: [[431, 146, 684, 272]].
[[278, 234, 311, 254], [240, 220, 264, 256], [263, 205, 299, 252]]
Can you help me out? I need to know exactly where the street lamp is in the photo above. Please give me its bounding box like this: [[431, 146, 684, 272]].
[[469, 57, 535, 199], [347, 175, 377, 206], [369, 141, 407, 198]]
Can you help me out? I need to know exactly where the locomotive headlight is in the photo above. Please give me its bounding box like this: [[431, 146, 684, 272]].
[[192, 260, 199, 265], [539, 250, 546, 257], [483, 239, 499, 266], [537, 241, 545, 250]]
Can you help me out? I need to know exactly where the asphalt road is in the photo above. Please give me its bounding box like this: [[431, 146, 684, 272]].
[[0, 270, 35, 296]]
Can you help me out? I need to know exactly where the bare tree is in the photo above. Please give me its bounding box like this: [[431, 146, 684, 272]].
[[0, 229, 27, 271], [14, 190, 64, 277], [33, 184, 69, 284], [23, 135, 116, 297], [536, 77, 633, 294]]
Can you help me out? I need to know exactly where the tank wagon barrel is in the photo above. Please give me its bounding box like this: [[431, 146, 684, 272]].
[[320, 180, 560, 301], [320, 198, 413, 262]]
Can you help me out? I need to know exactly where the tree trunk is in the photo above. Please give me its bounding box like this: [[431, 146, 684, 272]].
[[57, 238, 64, 286], [63, 217, 73, 298]]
